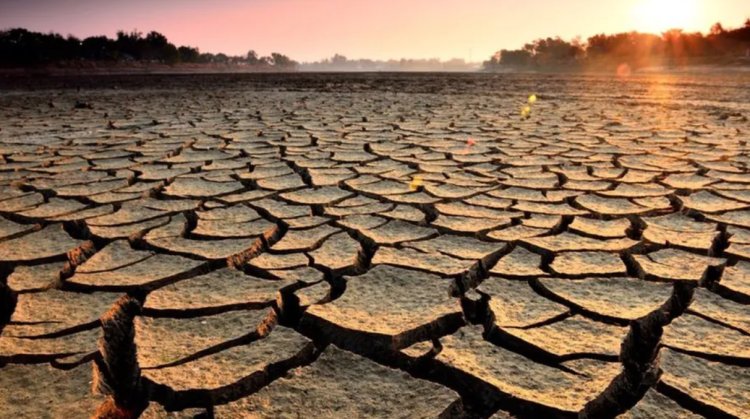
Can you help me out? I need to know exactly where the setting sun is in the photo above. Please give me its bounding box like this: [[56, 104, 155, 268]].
[[633, 0, 703, 33]]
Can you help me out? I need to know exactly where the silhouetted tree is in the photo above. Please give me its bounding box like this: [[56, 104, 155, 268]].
[[0, 27, 299, 69], [143, 31, 170, 61], [178, 46, 200, 62], [214, 53, 229, 64], [196, 52, 212, 63], [331, 54, 347, 65], [522, 37, 584, 65], [246, 50, 260, 64], [270, 52, 297, 68], [711, 23, 726, 36], [114, 30, 142, 59], [500, 49, 532, 66], [484, 18, 750, 71], [0, 28, 76, 65], [80, 36, 116, 60]]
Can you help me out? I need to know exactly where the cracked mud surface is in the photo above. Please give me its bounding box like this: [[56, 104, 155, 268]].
[[1, 72, 750, 418]]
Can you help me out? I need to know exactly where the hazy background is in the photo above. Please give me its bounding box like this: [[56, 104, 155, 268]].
[[1, 0, 748, 62]]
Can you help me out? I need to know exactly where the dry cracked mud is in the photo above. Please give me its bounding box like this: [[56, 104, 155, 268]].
[[1, 72, 750, 418]]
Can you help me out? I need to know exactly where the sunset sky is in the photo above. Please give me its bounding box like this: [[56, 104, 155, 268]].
[[0, 0, 748, 62]]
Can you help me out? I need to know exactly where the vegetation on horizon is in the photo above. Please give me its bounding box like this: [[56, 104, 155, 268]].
[[300, 54, 479, 71], [0, 28, 298, 69], [4, 19, 750, 73], [484, 19, 750, 71]]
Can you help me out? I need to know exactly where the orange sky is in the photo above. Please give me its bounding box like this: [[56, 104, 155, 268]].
[[0, 0, 747, 61]]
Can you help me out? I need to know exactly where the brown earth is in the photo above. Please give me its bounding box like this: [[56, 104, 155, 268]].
[[0, 72, 749, 418]]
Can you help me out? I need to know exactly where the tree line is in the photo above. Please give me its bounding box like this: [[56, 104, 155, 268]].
[[300, 54, 479, 71], [0, 28, 298, 69], [484, 19, 750, 71]]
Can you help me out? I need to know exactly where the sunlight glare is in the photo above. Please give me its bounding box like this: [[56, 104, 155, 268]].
[[632, 0, 701, 33]]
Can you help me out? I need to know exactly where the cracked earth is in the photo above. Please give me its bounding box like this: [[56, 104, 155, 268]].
[[0, 72, 749, 418]]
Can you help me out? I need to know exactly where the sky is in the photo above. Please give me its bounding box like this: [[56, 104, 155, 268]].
[[0, 0, 748, 62]]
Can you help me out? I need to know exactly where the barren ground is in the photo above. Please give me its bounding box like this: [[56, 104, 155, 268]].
[[0, 72, 749, 418]]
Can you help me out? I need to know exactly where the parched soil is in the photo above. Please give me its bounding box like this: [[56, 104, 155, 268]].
[[0, 72, 749, 418]]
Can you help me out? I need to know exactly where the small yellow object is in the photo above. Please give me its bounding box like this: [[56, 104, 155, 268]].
[[528, 94, 537, 104], [521, 105, 531, 118], [409, 175, 423, 191]]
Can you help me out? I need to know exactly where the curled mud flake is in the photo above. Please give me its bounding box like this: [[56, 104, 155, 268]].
[[0, 224, 84, 264], [436, 325, 620, 415], [136, 309, 272, 369], [549, 251, 627, 276], [479, 277, 568, 328], [216, 345, 463, 418], [632, 249, 725, 283], [537, 277, 672, 322], [0, 362, 104, 418], [659, 348, 750, 418], [301, 265, 463, 352], [144, 326, 313, 393]]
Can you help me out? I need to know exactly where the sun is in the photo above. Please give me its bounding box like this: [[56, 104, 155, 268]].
[[632, 0, 701, 33]]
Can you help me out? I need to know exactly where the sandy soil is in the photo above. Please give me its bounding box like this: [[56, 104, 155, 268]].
[[0, 72, 749, 418]]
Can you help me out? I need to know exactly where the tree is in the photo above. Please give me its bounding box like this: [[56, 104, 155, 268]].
[[145, 31, 167, 47], [178, 46, 200, 63], [501, 49, 532, 66], [198, 52, 215, 63], [331, 54, 347, 65], [115, 30, 142, 59], [484, 17, 750, 72], [214, 53, 229, 63], [270, 52, 297, 68], [0, 27, 299, 68], [482, 51, 501, 70], [520, 37, 583, 66], [246, 50, 260, 64]]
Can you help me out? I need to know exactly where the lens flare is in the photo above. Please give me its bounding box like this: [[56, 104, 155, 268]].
[[409, 175, 423, 191], [617, 63, 632, 78], [521, 105, 531, 119]]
